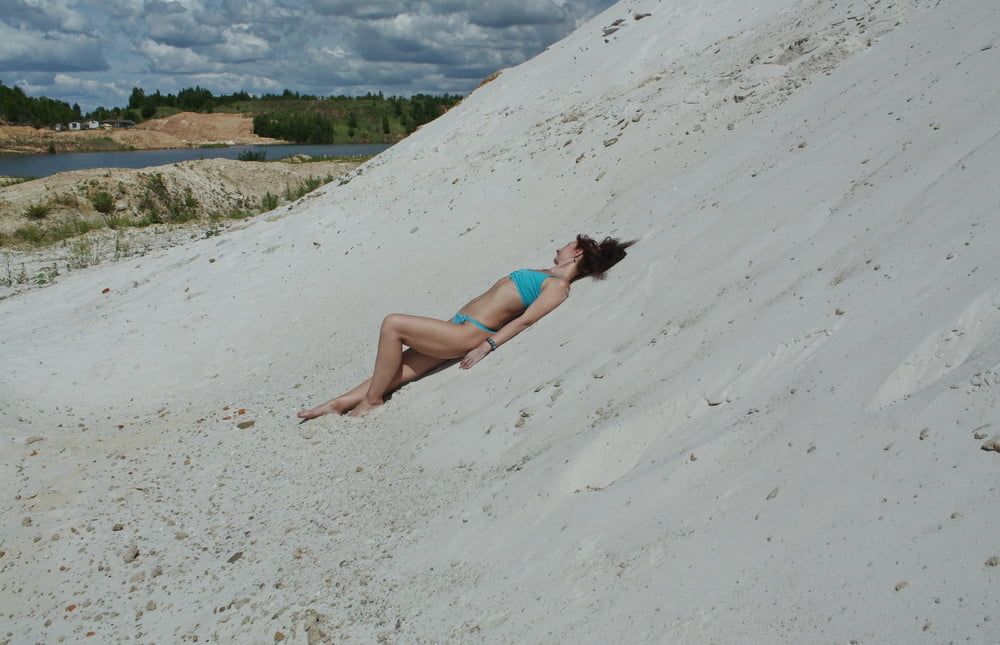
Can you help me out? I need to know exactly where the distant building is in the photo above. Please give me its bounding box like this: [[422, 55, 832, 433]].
[[101, 119, 135, 129], [53, 123, 64, 131], [87, 120, 100, 129], [68, 121, 81, 131]]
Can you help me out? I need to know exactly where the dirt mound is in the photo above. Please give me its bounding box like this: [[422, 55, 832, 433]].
[[135, 112, 280, 145], [0, 157, 358, 236], [0, 113, 283, 154]]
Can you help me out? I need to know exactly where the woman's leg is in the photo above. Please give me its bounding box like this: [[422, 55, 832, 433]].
[[349, 314, 485, 417], [297, 348, 447, 419]]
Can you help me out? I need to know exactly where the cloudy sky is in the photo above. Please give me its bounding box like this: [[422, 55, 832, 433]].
[[0, 0, 616, 111]]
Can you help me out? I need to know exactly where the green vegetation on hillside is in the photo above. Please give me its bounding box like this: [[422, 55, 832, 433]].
[[2, 81, 466, 143], [248, 93, 462, 143], [0, 80, 80, 126], [127, 86, 463, 143]]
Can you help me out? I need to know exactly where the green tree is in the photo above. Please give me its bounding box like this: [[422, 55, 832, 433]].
[[128, 87, 146, 109]]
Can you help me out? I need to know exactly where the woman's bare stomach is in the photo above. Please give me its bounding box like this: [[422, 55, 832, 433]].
[[454, 277, 523, 329]]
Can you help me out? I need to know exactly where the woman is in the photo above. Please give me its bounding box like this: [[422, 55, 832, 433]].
[[297, 234, 636, 418]]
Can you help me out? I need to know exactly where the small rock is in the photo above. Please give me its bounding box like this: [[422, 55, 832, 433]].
[[835, 308, 845, 316], [766, 487, 779, 500], [946, 252, 955, 260], [21, 516, 32, 527], [689, 453, 697, 461], [981, 436, 1000, 452], [274, 632, 286, 642], [146, 600, 157, 610], [603, 137, 619, 147], [151, 565, 163, 577], [24, 436, 43, 445], [355, 465, 364, 473], [806, 444, 816, 453], [174, 531, 189, 540], [236, 420, 255, 429], [895, 581, 908, 591], [919, 428, 930, 440], [112, 523, 124, 531], [123, 544, 139, 563], [985, 556, 999, 567], [227, 551, 243, 564]]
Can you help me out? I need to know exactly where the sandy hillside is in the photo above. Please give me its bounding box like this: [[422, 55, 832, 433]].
[[2, 0, 999, 643], [0, 112, 282, 154]]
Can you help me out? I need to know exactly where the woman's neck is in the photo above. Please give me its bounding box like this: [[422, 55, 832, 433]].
[[546, 259, 581, 282]]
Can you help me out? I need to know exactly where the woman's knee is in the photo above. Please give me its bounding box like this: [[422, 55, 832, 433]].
[[381, 313, 404, 334]]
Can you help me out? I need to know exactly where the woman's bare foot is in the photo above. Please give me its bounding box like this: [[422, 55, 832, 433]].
[[347, 398, 383, 417], [296, 399, 349, 420]]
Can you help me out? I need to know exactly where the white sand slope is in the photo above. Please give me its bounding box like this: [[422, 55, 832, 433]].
[[2, 0, 999, 642]]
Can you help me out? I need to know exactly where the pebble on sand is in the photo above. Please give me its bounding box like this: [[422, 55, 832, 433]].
[[123, 544, 139, 563], [980, 436, 1000, 452]]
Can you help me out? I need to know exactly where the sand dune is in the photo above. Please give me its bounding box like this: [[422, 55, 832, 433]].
[[2, 0, 999, 642]]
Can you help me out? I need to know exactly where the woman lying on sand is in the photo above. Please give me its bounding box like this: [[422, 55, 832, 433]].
[[297, 234, 636, 418]]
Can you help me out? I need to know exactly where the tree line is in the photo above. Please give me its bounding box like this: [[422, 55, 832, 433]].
[[251, 93, 464, 143], [1, 80, 465, 142], [0, 80, 81, 126]]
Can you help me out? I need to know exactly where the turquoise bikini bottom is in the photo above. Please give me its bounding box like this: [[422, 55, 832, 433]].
[[450, 312, 498, 334]]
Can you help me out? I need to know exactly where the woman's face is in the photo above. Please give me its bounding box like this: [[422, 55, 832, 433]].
[[555, 241, 580, 264]]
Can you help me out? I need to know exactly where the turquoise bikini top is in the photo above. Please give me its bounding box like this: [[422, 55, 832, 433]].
[[509, 269, 556, 308]]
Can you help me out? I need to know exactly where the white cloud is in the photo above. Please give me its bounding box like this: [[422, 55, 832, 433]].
[[205, 27, 271, 62], [0, 21, 108, 72], [6, 0, 617, 108], [4, 0, 94, 33], [135, 39, 222, 73]]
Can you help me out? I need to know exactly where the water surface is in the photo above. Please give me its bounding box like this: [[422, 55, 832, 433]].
[[0, 143, 392, 178]]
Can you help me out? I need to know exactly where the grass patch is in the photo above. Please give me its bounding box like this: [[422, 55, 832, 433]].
[[74, 136, 127, 153], [139, 172, 200, 223], [66, 238, 99, 269], [52, 193, 81, 208], [90, 191, 114, 214], [283, 174, 332, 202], [103, 213, 159, 230], [278, 153, 375, 164], [6, 218, 103, 247], [261, 191, 279, 211], [24, 202, 52, 220], [237, 149, 267, 161], [0, 176, 37, 187]]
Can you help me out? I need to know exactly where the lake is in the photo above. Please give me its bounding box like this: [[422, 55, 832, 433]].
[[0, 143, 393, 179]]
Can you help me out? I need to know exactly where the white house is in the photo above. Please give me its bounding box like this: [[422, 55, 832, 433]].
[[87, 120, 100, 129], [68, 122, 81, 131]]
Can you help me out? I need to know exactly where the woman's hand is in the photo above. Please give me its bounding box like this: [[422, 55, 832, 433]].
[[460, 342, 492, 369]]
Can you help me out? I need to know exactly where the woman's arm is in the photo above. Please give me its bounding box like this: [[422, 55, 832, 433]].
[[459, 282, 570, 369]]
